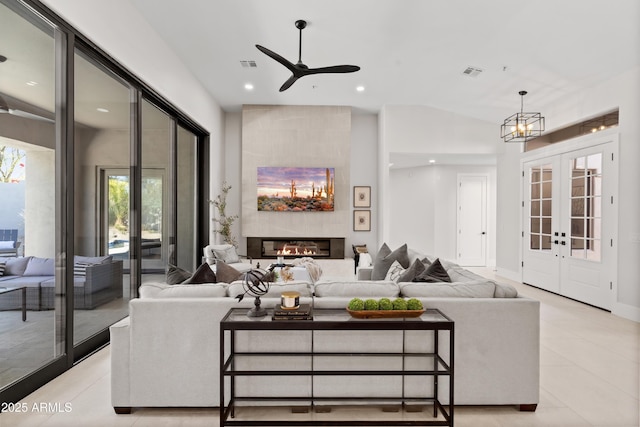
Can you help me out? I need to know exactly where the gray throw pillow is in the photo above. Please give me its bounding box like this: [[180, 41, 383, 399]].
[[166, 264, 192, 285], [183, 263, 217, 284], [371, 243, 410, 280], [397, 258, 427, 282], [215, 261, 243, 284], [412, 258, 451, 283]]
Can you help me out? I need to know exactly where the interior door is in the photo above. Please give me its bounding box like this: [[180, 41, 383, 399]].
[[522, 138, 617, 310], [457, 174, 487, 266]]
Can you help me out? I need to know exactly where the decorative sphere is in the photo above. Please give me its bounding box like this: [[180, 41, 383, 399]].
[[242, 269, 270, 298]]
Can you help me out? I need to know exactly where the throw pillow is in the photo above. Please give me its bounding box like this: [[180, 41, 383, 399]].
[[371, 243, 410, 280], [384, 260, 406, 282], [184, 262, 217, 284], [412, 258, 452, 283], [73, 262, 92, 276], [397, 258, 427, 282], [215, 261, 243, 284], [0, 261, 5, 276], [212, 246, 240, 264], [166, 263, 192, 285]]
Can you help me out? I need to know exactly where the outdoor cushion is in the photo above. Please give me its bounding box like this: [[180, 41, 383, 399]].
[[23, 257, 55, 276]]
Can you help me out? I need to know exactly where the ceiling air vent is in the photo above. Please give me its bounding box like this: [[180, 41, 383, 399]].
[[462, 66, 483, 77], [240, 60, 257, 68]]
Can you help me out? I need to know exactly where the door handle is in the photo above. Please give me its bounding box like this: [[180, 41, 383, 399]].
[[554, 240, 559, 245], [561, 241, 566, 245]]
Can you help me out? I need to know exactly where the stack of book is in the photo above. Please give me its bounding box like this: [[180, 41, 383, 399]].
[[272, 303, 313, 320]]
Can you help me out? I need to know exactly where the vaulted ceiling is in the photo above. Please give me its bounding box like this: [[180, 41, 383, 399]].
[[130, 0, 640, 126]]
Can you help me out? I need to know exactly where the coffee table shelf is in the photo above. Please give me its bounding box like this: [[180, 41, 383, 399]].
[[220, 307, 454, 426]]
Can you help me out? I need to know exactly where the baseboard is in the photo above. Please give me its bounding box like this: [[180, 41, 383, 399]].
[[612, 302, 640, 322]]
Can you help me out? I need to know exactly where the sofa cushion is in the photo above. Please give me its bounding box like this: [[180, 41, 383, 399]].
[[0, 256, 32, 276], [74, 255, 112, 264], [399, 280, 496, 298], [494, 282, 519, 298], [227, 280, 312, 298], [166, 264, 193, 285], [372, 243, 410, 280], [412, 258, 451, 283], [0, 241, 14, 249], [183, 263, 217, 284], [314, 280, 399, 298], [140, 282, 228, 298]]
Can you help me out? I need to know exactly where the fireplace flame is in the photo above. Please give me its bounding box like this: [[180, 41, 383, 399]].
[[277, 246, 317, 256]]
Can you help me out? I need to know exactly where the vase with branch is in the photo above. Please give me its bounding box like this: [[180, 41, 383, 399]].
[[210, 181, 239, 247]]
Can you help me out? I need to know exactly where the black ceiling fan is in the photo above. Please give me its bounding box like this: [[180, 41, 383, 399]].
[[256, 20, 360, 92]]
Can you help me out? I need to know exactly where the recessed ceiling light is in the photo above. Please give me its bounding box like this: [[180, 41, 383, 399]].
[[356, 85, 365, 92], [26, 81, 38, 86], [244, 83, 254, 91], [429, 159, 436, 164], [96, 107, 109, 113]]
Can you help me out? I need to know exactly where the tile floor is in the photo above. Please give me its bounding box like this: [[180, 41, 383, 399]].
[[1, 268, 639, 427]]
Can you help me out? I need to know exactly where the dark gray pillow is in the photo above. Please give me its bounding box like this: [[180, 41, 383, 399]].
[[371, 243, 410, 280], [183, 263, 217, 284], [413, 258, 451, 283], [397, 258, 427, 282], [215, 261, 243, 284], [167, 264, 192, 285]]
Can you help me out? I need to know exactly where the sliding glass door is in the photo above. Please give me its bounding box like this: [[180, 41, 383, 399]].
[[0, 0, 59, 392]]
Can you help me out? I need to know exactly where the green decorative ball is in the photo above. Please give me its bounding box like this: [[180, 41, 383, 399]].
[[378, 298, 393, 310], [407, 298, 423, 310], [392, 298, 408, 310], [364, 299, 379, 311], [348, 298, 364, 311]]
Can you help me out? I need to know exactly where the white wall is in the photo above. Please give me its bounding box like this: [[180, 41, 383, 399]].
[[389, 165, 497, 265], [378, 104, 499, 260], [348, 114, 379, 255]]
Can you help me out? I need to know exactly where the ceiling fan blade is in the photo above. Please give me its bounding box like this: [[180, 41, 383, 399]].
[[256, 44, 296, 72], [279, 75, 300, 92], [306, 65, 361, 75]]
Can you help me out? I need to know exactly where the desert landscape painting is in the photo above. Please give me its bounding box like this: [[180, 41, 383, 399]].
[[257, 167, 335, 212]]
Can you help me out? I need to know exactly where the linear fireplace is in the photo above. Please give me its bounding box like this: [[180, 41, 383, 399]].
[[247, 237, 345, 259]]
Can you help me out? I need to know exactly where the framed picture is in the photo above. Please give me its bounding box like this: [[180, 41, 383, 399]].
[[353, 186, 371, 208], [353, 210, 371, 232]]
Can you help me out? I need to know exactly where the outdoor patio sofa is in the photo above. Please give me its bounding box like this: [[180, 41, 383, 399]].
[[0, 255, 123, 311]]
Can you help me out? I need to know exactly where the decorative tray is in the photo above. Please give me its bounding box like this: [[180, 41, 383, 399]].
[[346, 308, 425, 319]]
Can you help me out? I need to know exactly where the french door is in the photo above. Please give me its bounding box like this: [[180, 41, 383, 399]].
[[522, 138, 617, 310]]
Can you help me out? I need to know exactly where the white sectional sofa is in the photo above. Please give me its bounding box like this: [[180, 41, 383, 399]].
[[110, 260, 540, 414]]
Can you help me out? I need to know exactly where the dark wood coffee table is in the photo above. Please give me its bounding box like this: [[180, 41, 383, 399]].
[[0, 286, 27, 321]]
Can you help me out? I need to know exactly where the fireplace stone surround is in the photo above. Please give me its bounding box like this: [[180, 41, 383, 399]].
[[247, 237, 345, 259]]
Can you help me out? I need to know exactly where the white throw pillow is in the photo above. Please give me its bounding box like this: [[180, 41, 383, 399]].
[[384, 260, 406, 283], [213, 246, 240, 264]]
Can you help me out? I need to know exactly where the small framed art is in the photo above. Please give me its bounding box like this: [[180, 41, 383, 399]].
[[353, 210, 371, 232], [353, 186, 371, 208]]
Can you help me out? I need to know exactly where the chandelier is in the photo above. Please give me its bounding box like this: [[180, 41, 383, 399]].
[[500, 90, 545, 143]]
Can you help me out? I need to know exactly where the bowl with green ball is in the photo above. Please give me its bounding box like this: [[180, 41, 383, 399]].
[[346, 297, 425, 319]]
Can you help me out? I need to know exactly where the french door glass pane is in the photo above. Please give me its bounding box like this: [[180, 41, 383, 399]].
[[529, 165, 553, 251], [568, 154, 602, 261]]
